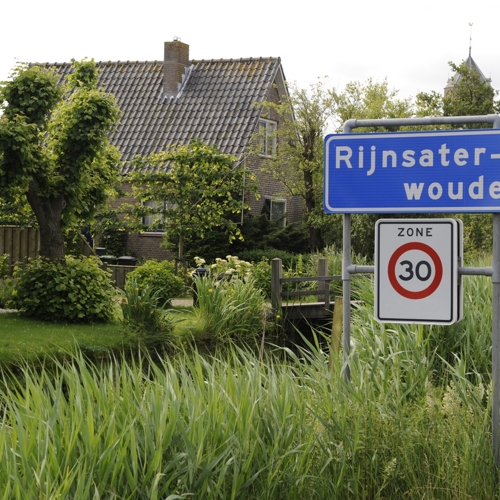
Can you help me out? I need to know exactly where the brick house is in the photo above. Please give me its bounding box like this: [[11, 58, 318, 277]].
[[49, 39, 302, 260]]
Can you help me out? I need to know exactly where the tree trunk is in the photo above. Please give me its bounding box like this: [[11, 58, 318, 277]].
[[26, 182, 66, 260], [303, 168, 323, 251]]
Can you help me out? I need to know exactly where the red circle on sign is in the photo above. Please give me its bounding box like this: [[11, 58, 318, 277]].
[[388, 242, 443, 300]]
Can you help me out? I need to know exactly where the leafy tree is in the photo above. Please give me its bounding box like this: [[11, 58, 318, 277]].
[[257, 79, 336, 251], [0, 60, 122, 260], [443, 61, 499, 126], [126, 139, 258, 261], [332, 77, 414, 132]]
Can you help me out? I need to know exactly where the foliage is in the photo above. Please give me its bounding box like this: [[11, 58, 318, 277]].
[[238, 248, 297, 267], [126, 259, 185, 307], [12, 256, 117, 323], [255, 78, 336, 250], [200, 255, 253, 281], [175, 213, 310, 264], [443, 60, 499, 125], [0, 277, 15, 308], [0, 60, 122, 260], [92, 209, 129, 256], [332, 77, 414, 132], [126, 139, 258, 261], [0, 340, 494, 499], [0, 253, 9, 277], [120, 277, 173, 348], [180, 275, 266, 341]]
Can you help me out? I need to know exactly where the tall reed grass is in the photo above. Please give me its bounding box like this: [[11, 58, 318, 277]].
[[0, 342, 494, 499], [0, 251, 496, 498]]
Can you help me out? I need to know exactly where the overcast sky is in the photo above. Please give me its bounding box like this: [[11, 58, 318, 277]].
[[1, 0, 498, 103]]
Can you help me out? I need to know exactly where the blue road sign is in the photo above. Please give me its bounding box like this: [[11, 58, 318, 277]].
[[324, 129, 500, 213]]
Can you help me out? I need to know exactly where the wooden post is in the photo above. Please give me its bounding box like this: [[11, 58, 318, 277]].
[[317, 257, 329, 309], [271, 258, 282, 312], [329, 296, 343, 372]]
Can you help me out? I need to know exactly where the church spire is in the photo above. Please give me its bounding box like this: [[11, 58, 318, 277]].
[[469, 22, 473, 58]]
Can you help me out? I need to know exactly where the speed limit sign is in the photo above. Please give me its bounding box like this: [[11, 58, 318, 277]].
[[375, 219, 462, 324]]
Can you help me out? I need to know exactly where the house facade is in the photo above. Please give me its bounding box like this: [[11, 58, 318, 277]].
[[47, 39, 302, 260]]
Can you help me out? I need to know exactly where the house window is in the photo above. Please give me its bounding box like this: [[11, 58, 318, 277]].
[[142, 200, 167, 232], [259, 119, 277, 156], [265, 197, 286, 227]]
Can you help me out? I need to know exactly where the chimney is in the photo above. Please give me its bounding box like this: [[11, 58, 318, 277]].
[[164, 39, 190, 97]]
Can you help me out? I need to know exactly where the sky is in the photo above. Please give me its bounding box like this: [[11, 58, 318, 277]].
[[1, 0, 498, 103]]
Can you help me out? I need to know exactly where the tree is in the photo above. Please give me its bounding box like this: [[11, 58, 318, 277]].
[[257, 78, 414, 251], [332, 77, 414, 131], [257, 79, 336, 251], [442, 61, 499, 127], [0, 60, 122, 260], [126, 139, 259, 261]]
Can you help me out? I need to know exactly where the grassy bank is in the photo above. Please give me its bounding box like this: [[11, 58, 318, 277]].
[[0, 313, 126, 365]]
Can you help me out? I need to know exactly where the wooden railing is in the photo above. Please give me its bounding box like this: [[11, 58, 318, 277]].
[[270, 258, 342, 317]]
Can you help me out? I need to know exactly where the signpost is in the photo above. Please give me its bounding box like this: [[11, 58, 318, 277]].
[[324, 129, 500, 214], [323, 115, 500, 481], [375, 219, 462, 324]]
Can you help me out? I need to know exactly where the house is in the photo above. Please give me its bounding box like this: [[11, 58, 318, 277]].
[[47, 39, 302, 260]]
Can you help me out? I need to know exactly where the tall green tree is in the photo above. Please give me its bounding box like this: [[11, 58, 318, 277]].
[[0, 60, 122, 260], [332, 77, 414, 131], [443, 61, 499, 126], [257, 79, 336, 251], [127, 139, 258, 261]]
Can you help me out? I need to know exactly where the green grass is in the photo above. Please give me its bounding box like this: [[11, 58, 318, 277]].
[[0, 313, 127, 365]]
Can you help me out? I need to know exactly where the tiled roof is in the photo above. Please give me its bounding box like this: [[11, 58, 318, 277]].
[[46, 57, 283, 174]]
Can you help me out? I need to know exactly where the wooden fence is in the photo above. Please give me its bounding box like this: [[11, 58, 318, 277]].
[[0, 226, 40, 272], [0, 226, 136, 288]]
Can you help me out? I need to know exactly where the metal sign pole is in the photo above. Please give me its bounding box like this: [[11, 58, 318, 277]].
[[332, 114, 500, 476], [493, 213, 500, 477], [342, 213, 351, 383]]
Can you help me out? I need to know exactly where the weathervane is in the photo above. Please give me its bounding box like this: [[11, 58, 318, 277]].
[[469, 22, 473, 57]]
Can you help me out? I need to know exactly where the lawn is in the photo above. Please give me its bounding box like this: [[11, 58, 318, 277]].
[[0, 312, 127, 365]]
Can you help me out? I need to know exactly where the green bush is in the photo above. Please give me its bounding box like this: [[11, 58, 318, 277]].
[[0, 277, 15, 308], [0, 254, 9, 277], [237, 249, 297, 268], [12, 257, 116, 323], [126, 260, 184, 306], [120, 277, 173, 348], [185, 275, 266, 341]]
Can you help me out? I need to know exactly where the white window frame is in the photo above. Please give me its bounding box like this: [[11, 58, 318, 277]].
[[259, 119, 277, 157], [265, 196, 287, 227]]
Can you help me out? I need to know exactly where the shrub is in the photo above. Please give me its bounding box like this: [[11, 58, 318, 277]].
[[0, 277, 15, 308], [0, 253, 9, 277], [12, 256, 116, 323], [126, 260, 184, 306], [120, 277, 172, 348], [186, 275, 266, 341], [237, 249, 297, 268]]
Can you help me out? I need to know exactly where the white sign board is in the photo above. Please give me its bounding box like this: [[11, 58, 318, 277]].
[[375, 219, 462, 324]]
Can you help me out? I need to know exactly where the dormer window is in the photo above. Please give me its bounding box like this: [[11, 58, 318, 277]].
[[259, 119, 277, 157]]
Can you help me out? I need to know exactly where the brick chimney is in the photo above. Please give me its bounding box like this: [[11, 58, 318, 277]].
[[164, 39, 190, 97]]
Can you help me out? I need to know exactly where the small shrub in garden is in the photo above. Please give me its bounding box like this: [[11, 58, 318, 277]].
[[120, 277, 173, 348], [0, 277, 15, 308], [127, 260, 184, 306], [187, 275, 266, 341], [0, 253, 9, 277], [12, 256, 116, 323]]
